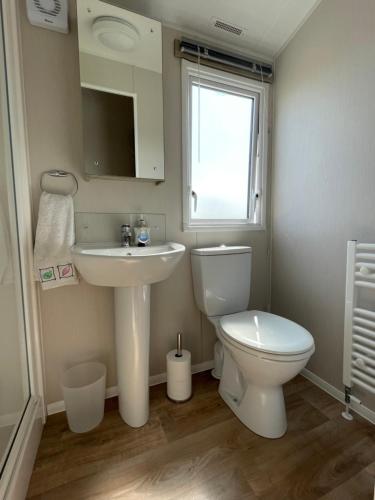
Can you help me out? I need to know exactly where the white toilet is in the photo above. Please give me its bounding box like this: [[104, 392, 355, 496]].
[[191, 245, 315, 439]]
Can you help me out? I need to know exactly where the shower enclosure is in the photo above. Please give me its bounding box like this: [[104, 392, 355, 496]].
[[0, 2, 43, 498], [0, 13, 30, 478]]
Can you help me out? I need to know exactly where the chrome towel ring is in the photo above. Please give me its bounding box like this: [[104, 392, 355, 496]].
[[40, 169, 78, 196]]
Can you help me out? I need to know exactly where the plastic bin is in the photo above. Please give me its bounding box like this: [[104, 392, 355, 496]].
[[61, 362, 106, 433]]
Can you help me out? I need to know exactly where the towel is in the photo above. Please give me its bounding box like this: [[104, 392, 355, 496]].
[[34, 192, 78, 290]]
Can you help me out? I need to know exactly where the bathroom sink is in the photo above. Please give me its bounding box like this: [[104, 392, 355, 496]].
[[72, 240, 185, 428], [72, 241, 185, 287]]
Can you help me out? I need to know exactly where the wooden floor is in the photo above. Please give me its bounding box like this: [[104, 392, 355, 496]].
[[27, 372, 375, 499]]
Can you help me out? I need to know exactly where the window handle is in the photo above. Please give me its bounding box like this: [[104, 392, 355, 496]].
[[191, 190, 198, 212], [253, 191, 260, 216]]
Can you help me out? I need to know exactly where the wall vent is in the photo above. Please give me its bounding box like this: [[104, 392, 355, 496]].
[[213, 19, 243, 36], [26, 0, 68, 33], [34, 0, 62, 17]]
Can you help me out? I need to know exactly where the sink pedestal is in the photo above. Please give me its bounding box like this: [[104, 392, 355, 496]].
[[114, 285, 150, 427], [72, 241, 186, 427]]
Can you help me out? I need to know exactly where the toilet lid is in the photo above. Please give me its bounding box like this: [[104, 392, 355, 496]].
[[191, 245, 251, 256], [220, 311, 314, 355]]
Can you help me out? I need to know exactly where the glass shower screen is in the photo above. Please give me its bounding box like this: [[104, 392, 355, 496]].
[[0, 6, 31, 476]]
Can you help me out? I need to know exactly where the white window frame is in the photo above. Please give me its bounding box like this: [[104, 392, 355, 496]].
[[181, 59, 269, 231]]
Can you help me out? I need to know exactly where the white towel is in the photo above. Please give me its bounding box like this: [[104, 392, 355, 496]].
[[34, 192, 78, 290]]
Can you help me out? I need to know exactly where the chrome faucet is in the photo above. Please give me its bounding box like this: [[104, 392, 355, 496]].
[[121, 224, 132, 247]]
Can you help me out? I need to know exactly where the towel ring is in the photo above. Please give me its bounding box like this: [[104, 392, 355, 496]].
[[40, 170, 78, 196]]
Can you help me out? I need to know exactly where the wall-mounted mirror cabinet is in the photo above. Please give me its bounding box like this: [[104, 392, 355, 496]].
[[77, 0, 165, 181]]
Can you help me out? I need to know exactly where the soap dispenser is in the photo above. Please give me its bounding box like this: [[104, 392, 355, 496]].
[[134, 217, 151, 247]]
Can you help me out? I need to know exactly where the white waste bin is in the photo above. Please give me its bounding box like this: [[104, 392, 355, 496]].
[[61, 362, 106, 433]]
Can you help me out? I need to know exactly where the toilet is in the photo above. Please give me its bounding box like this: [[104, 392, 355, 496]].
[[191, 245, 315, 439]]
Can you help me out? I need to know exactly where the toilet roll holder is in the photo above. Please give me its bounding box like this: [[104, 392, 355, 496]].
[[166, 331, 192, 403], [176, 332, 183, 357]]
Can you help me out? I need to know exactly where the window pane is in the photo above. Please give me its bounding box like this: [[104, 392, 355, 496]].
[[191, 83, 253, 220]]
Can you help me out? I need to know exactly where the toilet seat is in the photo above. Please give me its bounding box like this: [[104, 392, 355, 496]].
[[219, 310, 314, 357]]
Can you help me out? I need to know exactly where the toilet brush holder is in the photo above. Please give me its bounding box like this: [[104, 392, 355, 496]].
[[166, 332, 192, 402]]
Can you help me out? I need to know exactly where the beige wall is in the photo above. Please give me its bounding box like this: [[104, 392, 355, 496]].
[[19, 0, 271, 404], [272, 0, 375, 409]]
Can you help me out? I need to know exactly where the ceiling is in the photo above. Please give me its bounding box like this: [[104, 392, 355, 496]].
[[109, 0, 322, 60]]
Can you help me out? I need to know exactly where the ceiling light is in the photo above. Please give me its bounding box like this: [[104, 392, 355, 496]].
[[92, 16, 140, 52]]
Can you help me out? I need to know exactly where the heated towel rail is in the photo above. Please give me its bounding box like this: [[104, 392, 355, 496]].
[[343, 241, 375, 419]]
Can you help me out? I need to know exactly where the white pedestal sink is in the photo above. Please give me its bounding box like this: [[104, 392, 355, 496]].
[[72, 242, 185, 427]]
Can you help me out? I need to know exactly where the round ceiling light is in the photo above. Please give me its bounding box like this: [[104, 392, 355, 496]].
[[92, 16, 140, 52]]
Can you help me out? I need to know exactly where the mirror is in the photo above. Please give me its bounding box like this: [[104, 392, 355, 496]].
[[77, 0, 164, 181]]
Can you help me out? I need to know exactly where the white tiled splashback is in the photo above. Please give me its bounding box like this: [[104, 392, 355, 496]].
[[75, 212, 166, 244]]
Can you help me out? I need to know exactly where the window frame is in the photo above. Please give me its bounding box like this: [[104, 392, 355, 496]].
[[181, 59, 269, 232]]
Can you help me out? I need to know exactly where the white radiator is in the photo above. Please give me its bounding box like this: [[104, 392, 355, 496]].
[[343, 241, 375, 415]]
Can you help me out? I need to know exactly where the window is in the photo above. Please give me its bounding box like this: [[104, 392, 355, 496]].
[[182, 60, 269, 231]]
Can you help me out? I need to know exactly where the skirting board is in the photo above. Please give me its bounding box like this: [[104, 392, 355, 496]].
[[47, 360, 214, 416], [301, 368, 375, 425]]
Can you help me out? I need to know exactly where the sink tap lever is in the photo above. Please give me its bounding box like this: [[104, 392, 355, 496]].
[[121, 224, 132, 247]]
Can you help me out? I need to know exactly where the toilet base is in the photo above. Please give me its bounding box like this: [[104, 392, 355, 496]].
[[218, 341, 288, 438], [219, 383, 287, 439], [212, 339, 224, 379], [211, 369, 221, 380]]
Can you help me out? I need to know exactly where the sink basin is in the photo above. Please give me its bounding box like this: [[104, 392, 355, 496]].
[[72, 242, 185, 287], [72, 240, 186, 428]]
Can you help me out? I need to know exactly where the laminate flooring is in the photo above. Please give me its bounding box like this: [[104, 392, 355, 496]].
[[27, 372, 375, 499]]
